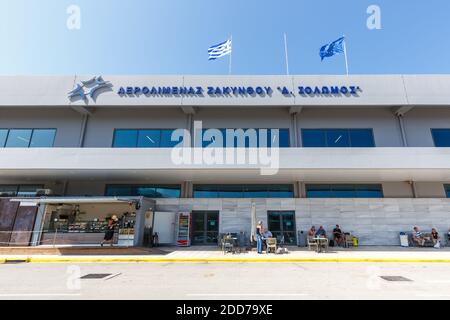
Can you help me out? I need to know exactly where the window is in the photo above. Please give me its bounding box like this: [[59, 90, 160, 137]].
[[113, 130, 138, 147], [105, 184, 181, 198], [302, 129, 375, 147], [0, 130, 7, 147], [197, 128, 290, 148], [29, 129, 56, 147], [0, 129, 55, 148], [306, 184, 383, 198], [5, 129, 32, 147], [445, 185, 450, 198], [113, 129, 183, 148], [137, 130, 160, 148], [431, 129, 450, 147], [193, 184, 294, 198], [0, 185, 44, 197]]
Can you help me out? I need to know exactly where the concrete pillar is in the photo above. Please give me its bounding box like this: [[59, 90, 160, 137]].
[[393, 106, 413, 147], [289, 107, 302, 147], [78, 114, 89, 147], [397, 114, 408, 147], [181, 181, 193, 198]]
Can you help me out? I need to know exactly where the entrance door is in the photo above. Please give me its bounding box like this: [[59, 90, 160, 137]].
[[267, 211, 296, 245], [192, 211, 219, 245]]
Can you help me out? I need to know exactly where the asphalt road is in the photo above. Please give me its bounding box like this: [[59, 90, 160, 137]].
[[1, 262, 450, 300]]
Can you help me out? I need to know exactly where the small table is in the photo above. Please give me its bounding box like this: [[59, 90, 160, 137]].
[[313, 237, 328, 253]]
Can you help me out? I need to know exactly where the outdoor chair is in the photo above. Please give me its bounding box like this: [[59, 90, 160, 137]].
[[276, 235, 285, 246], [307, 236, 318, 251], [222, 237, 234, 254], [319, 237, 329, 252], [266, 238, 277, 254], [344, 233, 354, 248]]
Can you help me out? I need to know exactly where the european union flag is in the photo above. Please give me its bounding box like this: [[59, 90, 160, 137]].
[[319, 37, 345, 61]]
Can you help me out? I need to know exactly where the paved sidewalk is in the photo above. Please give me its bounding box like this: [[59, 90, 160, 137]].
[[2, 246, 450, 263]]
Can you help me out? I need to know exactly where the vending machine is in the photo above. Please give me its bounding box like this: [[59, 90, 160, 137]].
[[175, 212, 191, 247]]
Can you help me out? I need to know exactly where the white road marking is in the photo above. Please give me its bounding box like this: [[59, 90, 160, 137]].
[[104, 273, 121, 280], [0, 293, 81, 297], [415, 294, 450, 298], [187, 293, 309, 297], [425, 280, 450, 284]]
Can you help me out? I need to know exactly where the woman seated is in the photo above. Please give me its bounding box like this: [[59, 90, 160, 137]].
[[308, 226, 316, 239], [431, 228, 440, 247]]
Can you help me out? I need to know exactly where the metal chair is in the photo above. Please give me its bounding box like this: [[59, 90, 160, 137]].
[[344, 233, 353, 248], [222, 235, 235, 254], [307, 236, 318, 251], [266, 238, 277, 254]]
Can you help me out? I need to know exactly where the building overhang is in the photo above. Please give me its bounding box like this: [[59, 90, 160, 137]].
[[0, 148, 449, 182]]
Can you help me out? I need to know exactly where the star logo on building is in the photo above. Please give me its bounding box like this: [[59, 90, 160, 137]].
[[68, 76, 112, 102]]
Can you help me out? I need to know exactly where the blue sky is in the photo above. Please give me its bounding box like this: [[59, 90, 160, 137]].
[[1, 0, 449, 75]]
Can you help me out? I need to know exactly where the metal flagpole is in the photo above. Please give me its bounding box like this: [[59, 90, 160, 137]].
[[343, 35, 349, 76], [283, 33, 290, 75], [228, 35, 232, 75]]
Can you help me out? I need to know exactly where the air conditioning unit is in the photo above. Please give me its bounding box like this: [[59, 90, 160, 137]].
[[36, 189, 53, 196]]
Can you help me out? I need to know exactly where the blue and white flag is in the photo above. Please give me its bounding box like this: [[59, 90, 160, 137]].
[[208, 39, 232, 60], [319, 37, 345, 61]]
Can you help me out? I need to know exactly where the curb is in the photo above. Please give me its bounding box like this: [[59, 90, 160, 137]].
[[2, 256, 450, 263]]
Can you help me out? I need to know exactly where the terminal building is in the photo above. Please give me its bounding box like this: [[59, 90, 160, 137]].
[[0, 75, 449, 246]]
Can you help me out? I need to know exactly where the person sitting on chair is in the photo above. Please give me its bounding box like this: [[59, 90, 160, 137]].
[[333, 224, 344, 246], [262, 228, 273, 251], [263, 228, 273, 239], [315, 226, 327, 238], [431, 228, 440, 246], [308, 226, 316, 238], [412, 226, 430, 247]]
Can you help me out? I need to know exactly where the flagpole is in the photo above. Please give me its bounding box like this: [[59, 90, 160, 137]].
[[228, 35, 232, 75], [283, 33, 290, 75], [343, 34, 349, 76]]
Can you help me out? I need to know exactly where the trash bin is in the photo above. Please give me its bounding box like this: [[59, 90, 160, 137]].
[[399, 232, 409, 247], [297, 230, 306, 247]]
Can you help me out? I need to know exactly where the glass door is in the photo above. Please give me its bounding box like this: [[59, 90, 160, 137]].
[[192, 211, 219, 245], [267, 211, 296, 245]]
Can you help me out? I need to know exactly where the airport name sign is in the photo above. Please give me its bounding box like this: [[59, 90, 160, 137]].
[[117, 85, 362, 97]]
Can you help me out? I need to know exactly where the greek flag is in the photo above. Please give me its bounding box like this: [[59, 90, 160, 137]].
[[208, 39, 232, 60], [319, 37, 345, 61]]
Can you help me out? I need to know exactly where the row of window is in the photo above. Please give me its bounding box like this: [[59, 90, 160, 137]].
[[113, 129, 182, 148], [193, 184, 294, 198], [113, 128, 290, 148], [0, 128, 450, 148], [0, 129, 56, 148], [105, 183, 449, 198], [0, 185, 44, 197], [111, 128, 450, 148], [2, 184, 449, 198], [105, 184, 181, 198], [305, 184, 384, 198]]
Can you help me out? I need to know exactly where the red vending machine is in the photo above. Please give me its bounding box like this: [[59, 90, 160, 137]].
[[175, 212, 191, 247]]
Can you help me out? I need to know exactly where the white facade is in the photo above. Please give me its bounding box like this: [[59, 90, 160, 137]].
[[0, 75, 449, 245]]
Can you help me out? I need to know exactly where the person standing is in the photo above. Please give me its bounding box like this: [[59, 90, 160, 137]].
[[256, 221, 263, 254], [101, 215, 118, 247]]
